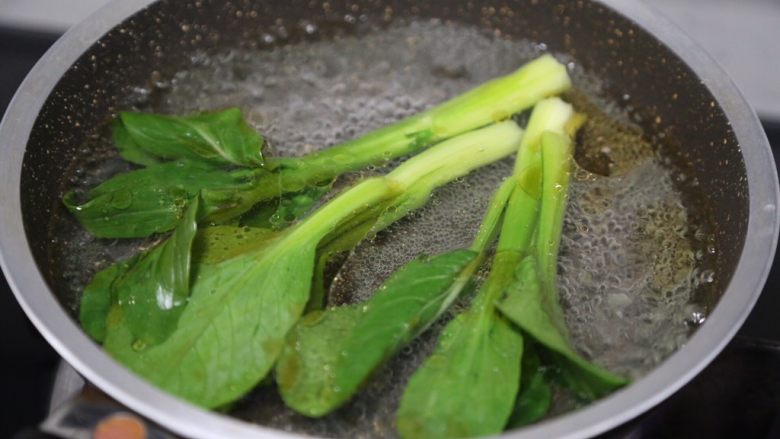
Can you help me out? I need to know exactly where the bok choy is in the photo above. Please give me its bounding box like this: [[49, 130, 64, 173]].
[[396, 98, 627, 438], [275, 98, 626, 433], [275, 177, 515, 417], [92, 121, 524, 408], [65, 55, 569, 238], [68, 51, 627, 435]]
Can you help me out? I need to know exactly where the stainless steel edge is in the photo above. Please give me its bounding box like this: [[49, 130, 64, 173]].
[[0, 0, 777, 438]]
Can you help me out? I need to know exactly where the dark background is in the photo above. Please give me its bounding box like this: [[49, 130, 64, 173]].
[[0, 28, 62, 438], [2, 27, 780, 439]]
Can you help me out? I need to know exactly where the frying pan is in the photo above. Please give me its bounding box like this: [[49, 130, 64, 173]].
[[0, 0, 778, 437]]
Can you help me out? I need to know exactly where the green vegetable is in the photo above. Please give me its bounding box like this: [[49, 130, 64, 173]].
[[79, 198, 200, 344], [496, 105, 627, 400], [276, 178, 514, 417], [276, 250, 477, 417], [500, 254, 627, 400], [394, 172, 537, 438], [100, 121, 524, 408], [80, 259, 133, 343], [393, 100, 566, 439], [64, 161, 258, 238], [114, 108, 265, 167], [114, 197, 200, 346], [71, 54, 628, 432], [397, 98, 626, 438], [67, 55, 570, 238], [395, 250, 525, 439], [204, 54, 570, 224]]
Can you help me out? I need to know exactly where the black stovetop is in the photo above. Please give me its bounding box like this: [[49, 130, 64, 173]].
[[2, 27, 780, 439]]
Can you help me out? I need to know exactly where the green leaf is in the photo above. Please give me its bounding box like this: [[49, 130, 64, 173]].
[[506, 342, 552, 429], [117, 108, 264, 167], [334, 250, 476, 391], [79, 258, 135, 343], [396, 302, 523, 439], [497, 256, 628, 400], [113, 197, 200, 346], [103, 238, 318, 408], [277, 250, 477, 417], [79, 221, 279, 350], [64, 161, 258, 238], [113, 119, 160, 167], [275, 306, 361, 415], [396, 250, 525, 439]]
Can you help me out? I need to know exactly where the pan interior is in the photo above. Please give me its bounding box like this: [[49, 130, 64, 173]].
[[19, 0, 745, 437]]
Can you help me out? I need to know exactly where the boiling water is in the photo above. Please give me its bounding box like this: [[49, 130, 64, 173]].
[[57, 19, 714, 438]]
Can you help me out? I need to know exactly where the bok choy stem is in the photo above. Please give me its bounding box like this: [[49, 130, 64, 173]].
[[202, 54, 569, 223]]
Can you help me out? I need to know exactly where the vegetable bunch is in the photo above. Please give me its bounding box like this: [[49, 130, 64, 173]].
[[68, 54, 626, 436], [277, 98, 627, 438]]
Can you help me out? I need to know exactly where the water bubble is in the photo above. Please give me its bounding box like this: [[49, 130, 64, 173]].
[[686, 311, 706, 326], [700, 269, 715, 284], [261, 33, 275, 44]]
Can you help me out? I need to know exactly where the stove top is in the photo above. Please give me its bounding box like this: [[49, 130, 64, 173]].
[[2, 26, 780, 439]]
